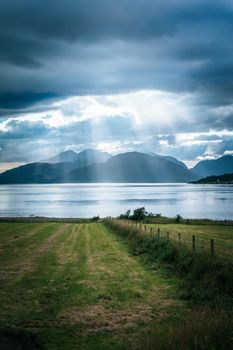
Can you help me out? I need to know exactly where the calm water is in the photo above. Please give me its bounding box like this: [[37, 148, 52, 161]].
[[0, 183, 233, 219]]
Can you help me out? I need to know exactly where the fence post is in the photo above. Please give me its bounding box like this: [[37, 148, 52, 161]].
[[166, 231, 169, 239], [178, 233, 181, 245], [150, 227, 153, 237], [210, 239, 215, 258], [158, 228, 160, 236], [144, 225, 147, 231], [192, 235, 196, 254]]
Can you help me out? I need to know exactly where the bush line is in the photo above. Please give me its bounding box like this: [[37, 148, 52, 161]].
[[104, 219, 233, 306]]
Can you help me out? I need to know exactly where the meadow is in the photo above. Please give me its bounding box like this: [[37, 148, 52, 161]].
[[141, 222, 233, 261], [0, 220, 233, 349]]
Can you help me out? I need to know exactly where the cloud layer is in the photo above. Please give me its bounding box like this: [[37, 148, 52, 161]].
[[1, 0, 233, 110], [0, 0, 233, 167]]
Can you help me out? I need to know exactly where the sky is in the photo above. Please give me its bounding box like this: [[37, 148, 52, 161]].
[[0, 0, 233, 171]]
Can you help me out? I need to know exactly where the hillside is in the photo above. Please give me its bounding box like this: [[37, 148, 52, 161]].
[[65, 152, 195, 183], [192, 155, 233, 177], [0, 162, 74, 184], [152, 153, 188, 169], [0, 149, 111, 184]]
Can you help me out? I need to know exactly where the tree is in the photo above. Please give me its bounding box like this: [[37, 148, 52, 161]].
[[175, 214, 182, 223], [132, 207, 147, 221], [118, 209, 131, 219]]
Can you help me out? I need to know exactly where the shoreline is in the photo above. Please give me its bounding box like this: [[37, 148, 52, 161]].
[[0, 215, 233, 226]]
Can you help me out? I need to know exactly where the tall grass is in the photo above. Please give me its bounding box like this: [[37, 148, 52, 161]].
[[104, 219, 233, 304], [104, 219, 233, 349], [132, 309, 233, 350]]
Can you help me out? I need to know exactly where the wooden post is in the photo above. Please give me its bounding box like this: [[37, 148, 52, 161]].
[[166, 231, 169, 239], [144, 225, 146, 231], [210, 239, 215, 258], [158, 228, 160, 236], [178, 233, 181, 244], [192, 235, 196, 254], [150, 227, 153, 237]]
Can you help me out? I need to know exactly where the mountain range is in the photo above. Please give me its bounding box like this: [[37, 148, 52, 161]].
[[0, 149, 232, 184]]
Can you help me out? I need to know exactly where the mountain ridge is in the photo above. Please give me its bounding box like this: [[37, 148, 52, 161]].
[[64, 151, 195, 183], [0, 149, 232, 184], [43, 148, 111, 165], [191, 155, 233, 177]]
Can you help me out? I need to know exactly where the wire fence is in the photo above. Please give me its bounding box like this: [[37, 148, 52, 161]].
[[119, 220, 233, 262]]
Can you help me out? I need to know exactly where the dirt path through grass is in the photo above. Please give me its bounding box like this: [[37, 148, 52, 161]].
[[59, 223, 179, 333]]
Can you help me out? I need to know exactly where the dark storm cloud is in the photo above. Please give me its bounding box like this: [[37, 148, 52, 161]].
[[0, 92, 58, 110], [0, 0, 233, 117]]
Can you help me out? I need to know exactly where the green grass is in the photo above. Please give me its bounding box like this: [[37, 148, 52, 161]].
[[147, 222, 233, 243], [0, 222, 185, 349], [1, 221, 233, 349], [140, 222, 233, 260], [107, 220, 233, 298]]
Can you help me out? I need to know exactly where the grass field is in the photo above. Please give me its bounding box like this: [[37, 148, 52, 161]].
[[0, 222, 185, 349], [142, 222, 233, 260], [0, 221, 233, 350]]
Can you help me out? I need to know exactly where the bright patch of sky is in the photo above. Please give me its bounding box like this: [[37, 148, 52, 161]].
[[1, 90, 233, 170]]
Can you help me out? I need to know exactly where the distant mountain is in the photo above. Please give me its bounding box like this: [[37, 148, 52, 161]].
[[192, 155, 233, 177], [0, 162, 70, 184], [191, 173, 233, 184], [64, 152, 195, 183], [0, 149, 112, 184], [44, 150, 80, 163], [44, 148, 111, 166], [151, 153, 188, 170], [0, 151, 196, 184]]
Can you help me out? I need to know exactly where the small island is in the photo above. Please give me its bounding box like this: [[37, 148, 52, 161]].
[[191, 173, 233, 184]]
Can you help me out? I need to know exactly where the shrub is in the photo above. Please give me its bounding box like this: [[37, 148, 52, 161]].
[[118, 209, 131, 219]]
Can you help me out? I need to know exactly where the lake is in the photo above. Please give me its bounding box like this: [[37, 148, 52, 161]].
[[0, 183, 233, 219]]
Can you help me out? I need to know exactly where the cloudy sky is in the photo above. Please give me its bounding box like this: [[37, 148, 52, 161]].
[[0, 0, 233, 171]]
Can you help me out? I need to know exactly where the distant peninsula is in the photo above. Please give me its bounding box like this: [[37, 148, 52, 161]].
[[191, 173, 233, 184]]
